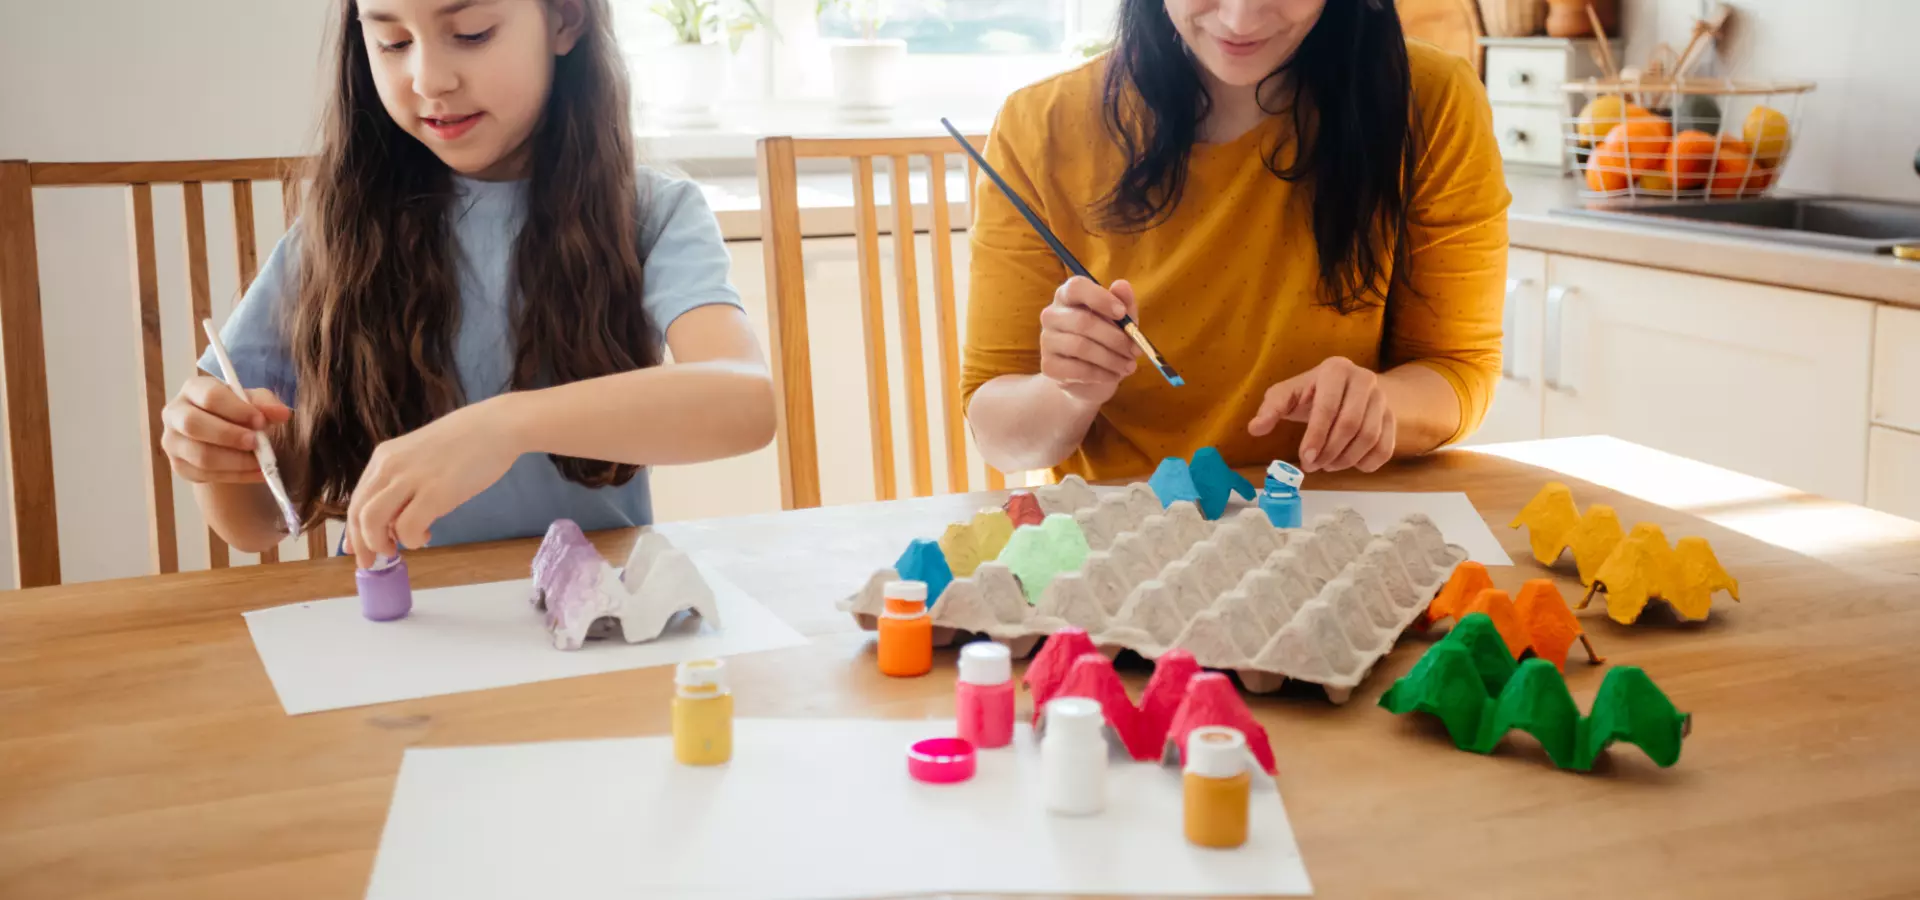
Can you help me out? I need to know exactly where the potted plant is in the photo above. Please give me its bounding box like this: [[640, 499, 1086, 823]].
[[644, 0, 774, 127], [815, 0, 907, 122]]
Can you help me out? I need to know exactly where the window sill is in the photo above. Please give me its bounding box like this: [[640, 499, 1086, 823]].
[[636, 99, 1001, 163]]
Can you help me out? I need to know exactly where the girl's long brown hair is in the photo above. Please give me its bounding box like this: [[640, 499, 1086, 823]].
[[286, 0, 654, 529]]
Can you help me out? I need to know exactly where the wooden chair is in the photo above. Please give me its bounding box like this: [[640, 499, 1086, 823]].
[[757, 134, 1035, 511], [0, 157, 325, 588]]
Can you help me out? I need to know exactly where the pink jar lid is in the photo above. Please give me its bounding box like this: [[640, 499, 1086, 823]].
[[906, 737, 976, 784]]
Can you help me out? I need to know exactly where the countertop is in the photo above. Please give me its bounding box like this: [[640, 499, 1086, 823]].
[[690, 159, 1920, 309], [1504, 169, 1920, 308]]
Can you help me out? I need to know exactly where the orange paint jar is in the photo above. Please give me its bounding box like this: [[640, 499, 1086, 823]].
[[1183, 726, 1251, 849], [878, 581, 933, 677]]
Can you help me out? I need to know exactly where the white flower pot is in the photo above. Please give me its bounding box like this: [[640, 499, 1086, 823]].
[[828, 39, 908, 123], [644, 41, 731, 129]]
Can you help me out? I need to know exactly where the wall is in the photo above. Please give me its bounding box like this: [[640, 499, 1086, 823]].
[[1619, 0, 1920, 201]]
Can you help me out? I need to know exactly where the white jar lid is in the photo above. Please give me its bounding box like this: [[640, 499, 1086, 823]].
[[1184, 726, 1248, 778], [675, 658, 727, 691], [1045, 696, 1104, 738], [958, 641, 1012, 684], [1266, 460, 1303, 489], [884, 580, 927, 602]]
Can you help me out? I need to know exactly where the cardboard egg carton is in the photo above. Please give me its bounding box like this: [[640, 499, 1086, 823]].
[[530, 519, 718, 651], [840, 490, 1468, 702]]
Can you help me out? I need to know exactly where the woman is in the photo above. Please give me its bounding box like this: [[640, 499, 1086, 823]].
[[961, 0, 1509, 483]]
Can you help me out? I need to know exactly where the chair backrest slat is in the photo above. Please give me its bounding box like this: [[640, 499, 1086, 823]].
[[0, 161, 61, 587], [849, 156, 897, 502], [925, 152, 968, 496], [279, 172, 329, 561], [126, 183, 179, 575], [754, 138, 822, 511], [180, 182, 227, 570], [226, 179, 281, 565], [887, 155, 933, 498]]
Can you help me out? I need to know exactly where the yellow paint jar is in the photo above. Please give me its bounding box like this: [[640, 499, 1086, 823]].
[[673, 659, 733, 766], [1182, 726, 1251, 848]]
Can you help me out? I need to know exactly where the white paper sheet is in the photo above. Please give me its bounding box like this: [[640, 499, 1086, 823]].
[[1094, 486, 1511, 566], [1297, 490, 1512, 565], [244, 564, 807, 715], [365, 719, 1312, 899]]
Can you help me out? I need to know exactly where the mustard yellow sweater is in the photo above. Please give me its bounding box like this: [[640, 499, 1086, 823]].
[[961, 40, 1511, 483]]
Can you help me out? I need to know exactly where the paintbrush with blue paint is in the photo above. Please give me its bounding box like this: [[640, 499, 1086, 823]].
[[939, 117, 1183, 387]]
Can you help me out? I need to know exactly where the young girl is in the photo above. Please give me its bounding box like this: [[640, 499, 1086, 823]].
[[162, 0, 777, 569]]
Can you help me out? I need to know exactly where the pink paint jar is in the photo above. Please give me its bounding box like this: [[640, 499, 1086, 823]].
[[956, 641, 1015, 749]]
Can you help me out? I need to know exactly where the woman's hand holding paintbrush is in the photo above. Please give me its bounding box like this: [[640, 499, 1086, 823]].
[[1042, 276, 1143, 404]]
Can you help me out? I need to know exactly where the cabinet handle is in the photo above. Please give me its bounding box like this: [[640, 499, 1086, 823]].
[[1505, 128, 1531, 146], [1544, 284, 1574, 395], [1509, 70, 1533, 87], [1502, 278, 1531, 385]]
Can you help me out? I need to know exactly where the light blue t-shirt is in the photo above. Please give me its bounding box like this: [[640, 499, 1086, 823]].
[[198, 165, 743, 550]]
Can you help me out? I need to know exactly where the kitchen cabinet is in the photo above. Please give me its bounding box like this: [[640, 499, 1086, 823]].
[[1539, 256, 1876, 504], [1871, 305, 1920, 433], [1461, 248, 1547, 446], [1868, 426, 1920, 523]]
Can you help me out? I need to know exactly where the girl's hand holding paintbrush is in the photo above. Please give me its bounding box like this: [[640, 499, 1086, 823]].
[[161, 375, 293, 484], [1041, 276, 1143, 404]]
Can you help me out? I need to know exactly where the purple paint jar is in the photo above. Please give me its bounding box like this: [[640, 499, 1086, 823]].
[[357, 555, 412, 621]]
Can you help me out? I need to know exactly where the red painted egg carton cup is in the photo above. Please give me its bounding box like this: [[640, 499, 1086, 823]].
[[840, 486, 1469, 703]]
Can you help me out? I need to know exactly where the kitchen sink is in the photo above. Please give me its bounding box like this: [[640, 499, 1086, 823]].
[[1550, 195, 1920, 256]]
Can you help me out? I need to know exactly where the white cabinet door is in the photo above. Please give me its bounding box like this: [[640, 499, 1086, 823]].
[[1868, 426, 1920, 522], [1461, 248, 1546, 446], [1540, 256, 1875, 503]]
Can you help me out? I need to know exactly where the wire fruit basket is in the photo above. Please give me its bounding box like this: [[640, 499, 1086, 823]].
[[1563, 78, 1815, 201]]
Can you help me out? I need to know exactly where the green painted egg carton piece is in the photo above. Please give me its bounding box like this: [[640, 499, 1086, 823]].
[[1378, 612, 1690, 771]]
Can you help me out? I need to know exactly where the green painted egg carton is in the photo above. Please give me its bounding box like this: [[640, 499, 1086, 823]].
[[1378, 612, 1690, 771]]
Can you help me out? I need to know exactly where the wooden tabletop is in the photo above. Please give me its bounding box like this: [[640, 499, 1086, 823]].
[[5, 436, 1919, 899]]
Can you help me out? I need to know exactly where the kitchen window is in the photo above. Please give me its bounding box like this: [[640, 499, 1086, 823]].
[[612, 0, 1117, 120]]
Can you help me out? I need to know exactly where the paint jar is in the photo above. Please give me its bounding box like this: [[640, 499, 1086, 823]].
[[672, 658, 733, 766], [956, 641, 1015, 749], [1041, 696, 1107, 815], [877, 581, 933, 677], [1182, 725, 1251, 848], [357, 554, 412, 621], [1260, 460, 1304, 529]]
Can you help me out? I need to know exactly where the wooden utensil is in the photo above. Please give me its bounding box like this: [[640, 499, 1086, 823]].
[[1586, 3, 1618, 78]]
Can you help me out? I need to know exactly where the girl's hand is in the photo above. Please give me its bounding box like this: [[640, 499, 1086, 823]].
[[1039, 276, 1140, 405], [344, 401, 521, 567], [1247, 356, 1397, 474], [161, 375, 292, 483]]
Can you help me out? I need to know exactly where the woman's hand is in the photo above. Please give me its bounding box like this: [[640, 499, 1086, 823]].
[[344, 400, 522, 567], [1248, 356, 1396, 473], [1039, 276, 1140, 405], [161, 374, 292, 483]]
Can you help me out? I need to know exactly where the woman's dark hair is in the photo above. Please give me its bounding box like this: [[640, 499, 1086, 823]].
[[284, 0, 652, 530], [1098, 0, 1416, 313]]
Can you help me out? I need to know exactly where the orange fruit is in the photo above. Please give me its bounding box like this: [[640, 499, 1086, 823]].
[[1587, 116, 1672, 193], [1707, 146, 1770, 197], [1638, 172, 1676, 193], [1666, 130, 1718, 190], [1585, 145, 1629, 192]]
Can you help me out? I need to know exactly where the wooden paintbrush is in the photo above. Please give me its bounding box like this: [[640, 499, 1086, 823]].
[[939, 117, 1183, 387], [201, 318, 302, 539]]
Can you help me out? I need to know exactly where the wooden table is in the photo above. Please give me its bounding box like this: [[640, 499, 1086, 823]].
[[5, 437, 1920, 899]]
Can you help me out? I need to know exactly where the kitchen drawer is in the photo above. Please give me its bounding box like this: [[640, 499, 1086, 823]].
[[1868, 426, 1920, 523], [1872, 305, 1920, 432], [1486, 47, 1569, 105], [1491, 104, 1564, 167]]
